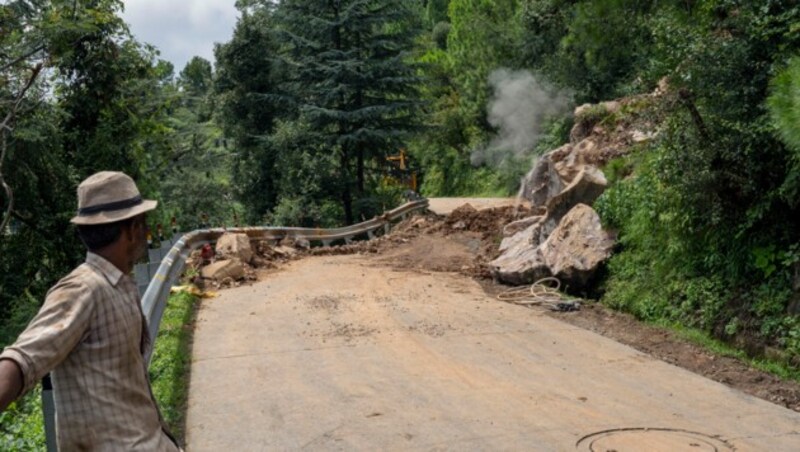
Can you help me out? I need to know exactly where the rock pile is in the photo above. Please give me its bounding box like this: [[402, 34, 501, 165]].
[[190, 232, 312, 288], [490, 86, 666, 290]]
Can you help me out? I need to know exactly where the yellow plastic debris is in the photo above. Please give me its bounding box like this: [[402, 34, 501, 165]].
[[170, 285, 218, 298]]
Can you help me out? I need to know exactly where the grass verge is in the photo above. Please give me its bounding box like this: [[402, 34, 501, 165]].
[[149, 291, 201, 444], [666, 322, 800, 382]]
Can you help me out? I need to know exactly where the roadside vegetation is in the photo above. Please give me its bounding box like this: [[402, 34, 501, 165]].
[[149, 292, 201, 443], [2, 0, 800, 446]]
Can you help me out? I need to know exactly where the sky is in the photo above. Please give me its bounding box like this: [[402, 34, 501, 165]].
[[120, 0, 240, 73]]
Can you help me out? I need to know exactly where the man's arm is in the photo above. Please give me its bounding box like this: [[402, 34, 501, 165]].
[[0, 358, 23, 412], [0, 277, 94, 401]]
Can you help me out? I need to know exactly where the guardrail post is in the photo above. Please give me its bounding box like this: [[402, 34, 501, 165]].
[[42, 374, 57, 452]]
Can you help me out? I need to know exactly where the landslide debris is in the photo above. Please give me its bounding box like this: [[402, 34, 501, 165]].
[[189, 203, 532, 289], [490, 80, 672, 290], [184, 201, 800, 414]]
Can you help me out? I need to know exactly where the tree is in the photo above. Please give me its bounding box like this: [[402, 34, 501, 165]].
[[179, 56, 214, 120], [273, 0, 423, 224], [768, 56, 800, 203], [158, 57, 238, 230], [447, 0, 520, 122], [214, 2, 282, 224]]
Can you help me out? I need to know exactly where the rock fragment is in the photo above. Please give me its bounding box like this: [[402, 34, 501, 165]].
[[215, 233, 253, 263]]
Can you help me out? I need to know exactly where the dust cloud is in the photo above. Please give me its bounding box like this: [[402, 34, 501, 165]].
[[471, 69, 571, 167]]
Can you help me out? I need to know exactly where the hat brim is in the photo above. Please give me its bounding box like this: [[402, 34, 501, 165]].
[[70, 199, 158, 225]]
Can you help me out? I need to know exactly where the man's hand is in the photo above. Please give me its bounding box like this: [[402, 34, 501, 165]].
[[0, 358, 23, 412]]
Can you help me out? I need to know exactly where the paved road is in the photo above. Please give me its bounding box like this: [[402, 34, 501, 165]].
[[185, 255, 800, 451], [427, 197, 525, 215]]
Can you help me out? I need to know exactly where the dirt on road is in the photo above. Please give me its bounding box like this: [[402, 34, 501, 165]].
[[397, 204, 800, 412], [372, 229, 800, 413], [393, 207, 800, 414], [189, 200, 800, 450], [186, 253, 800, 451]]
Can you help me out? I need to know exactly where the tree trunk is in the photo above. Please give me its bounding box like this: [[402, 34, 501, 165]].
[[357, 146, 364, 195], [355, 28, 365, 196], [341, 146, 353, 224], [332, 1, 353, 224]]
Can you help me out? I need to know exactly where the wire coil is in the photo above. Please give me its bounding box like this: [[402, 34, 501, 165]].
[[497, 277, 581, 311]]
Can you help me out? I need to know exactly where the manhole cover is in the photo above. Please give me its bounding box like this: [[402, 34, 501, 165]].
[[577, 428, 734, 451]]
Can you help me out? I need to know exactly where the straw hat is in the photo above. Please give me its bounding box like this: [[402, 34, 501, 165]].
[[70, 171, 158, 225]]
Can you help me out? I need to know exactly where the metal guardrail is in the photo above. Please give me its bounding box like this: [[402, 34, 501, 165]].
[[42, 198, 428, 451]]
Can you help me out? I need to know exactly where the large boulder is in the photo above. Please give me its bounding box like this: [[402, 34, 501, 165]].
[[537, 164, 607, 244], [489, 239, 551, 286], [521, 151, 566, 207], [492, 215, 553, 283], [201, 259, 245, 281], [520, 143, 607, 211], [491, 204, 613, 289], [540, 204, 614, 289], [499, 220, 540, 253], [215, 233, 253, 263], [502, 215, 543, 238], [496, 142, 608, 287]]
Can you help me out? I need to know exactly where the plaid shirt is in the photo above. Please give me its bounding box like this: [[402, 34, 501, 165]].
[[0, 253, 178, 451]]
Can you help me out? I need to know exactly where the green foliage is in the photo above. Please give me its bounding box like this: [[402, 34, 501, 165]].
[[265, 0, 420, 223], [447, 0, 520, 120], [178, 56, 215, 121], [149, 292, 200, 443], [407, 1, 526, 198], [425, 0, 450, 26], [0, 291, 42, 346], [214, 4, 281, 224], [768, 55, 800, 201], [1, 0, 179, 335], [517, 0, 571, 69], [260, 119, 343, 227], [431, 21, 450, 50], [155, 57, 240, 231], [673, 325, 800, 382], [770, 56, 800, 153], [577, 1, 800, 368], [0, 386, 44, 451]]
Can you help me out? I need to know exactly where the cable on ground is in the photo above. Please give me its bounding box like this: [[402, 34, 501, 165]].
[[496, 277, 581, 312]]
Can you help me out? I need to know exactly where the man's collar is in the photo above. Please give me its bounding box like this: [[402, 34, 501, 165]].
[[85, 252, 124, 286]]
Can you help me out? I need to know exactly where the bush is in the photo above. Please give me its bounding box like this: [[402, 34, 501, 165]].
[[0, 387, 44, 451]]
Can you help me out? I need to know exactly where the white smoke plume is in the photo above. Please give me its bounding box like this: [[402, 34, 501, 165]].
[[471, 69, 571, 167]]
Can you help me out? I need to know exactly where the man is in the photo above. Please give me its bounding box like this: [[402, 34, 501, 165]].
[[0, 171, 179, 451]]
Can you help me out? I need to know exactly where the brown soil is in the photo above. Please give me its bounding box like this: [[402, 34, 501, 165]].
[[201, 204, 800, 413]]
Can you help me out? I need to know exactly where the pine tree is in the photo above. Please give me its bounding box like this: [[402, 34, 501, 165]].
[[273, 0, 422, 224], [214, 3, 283, 223]]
